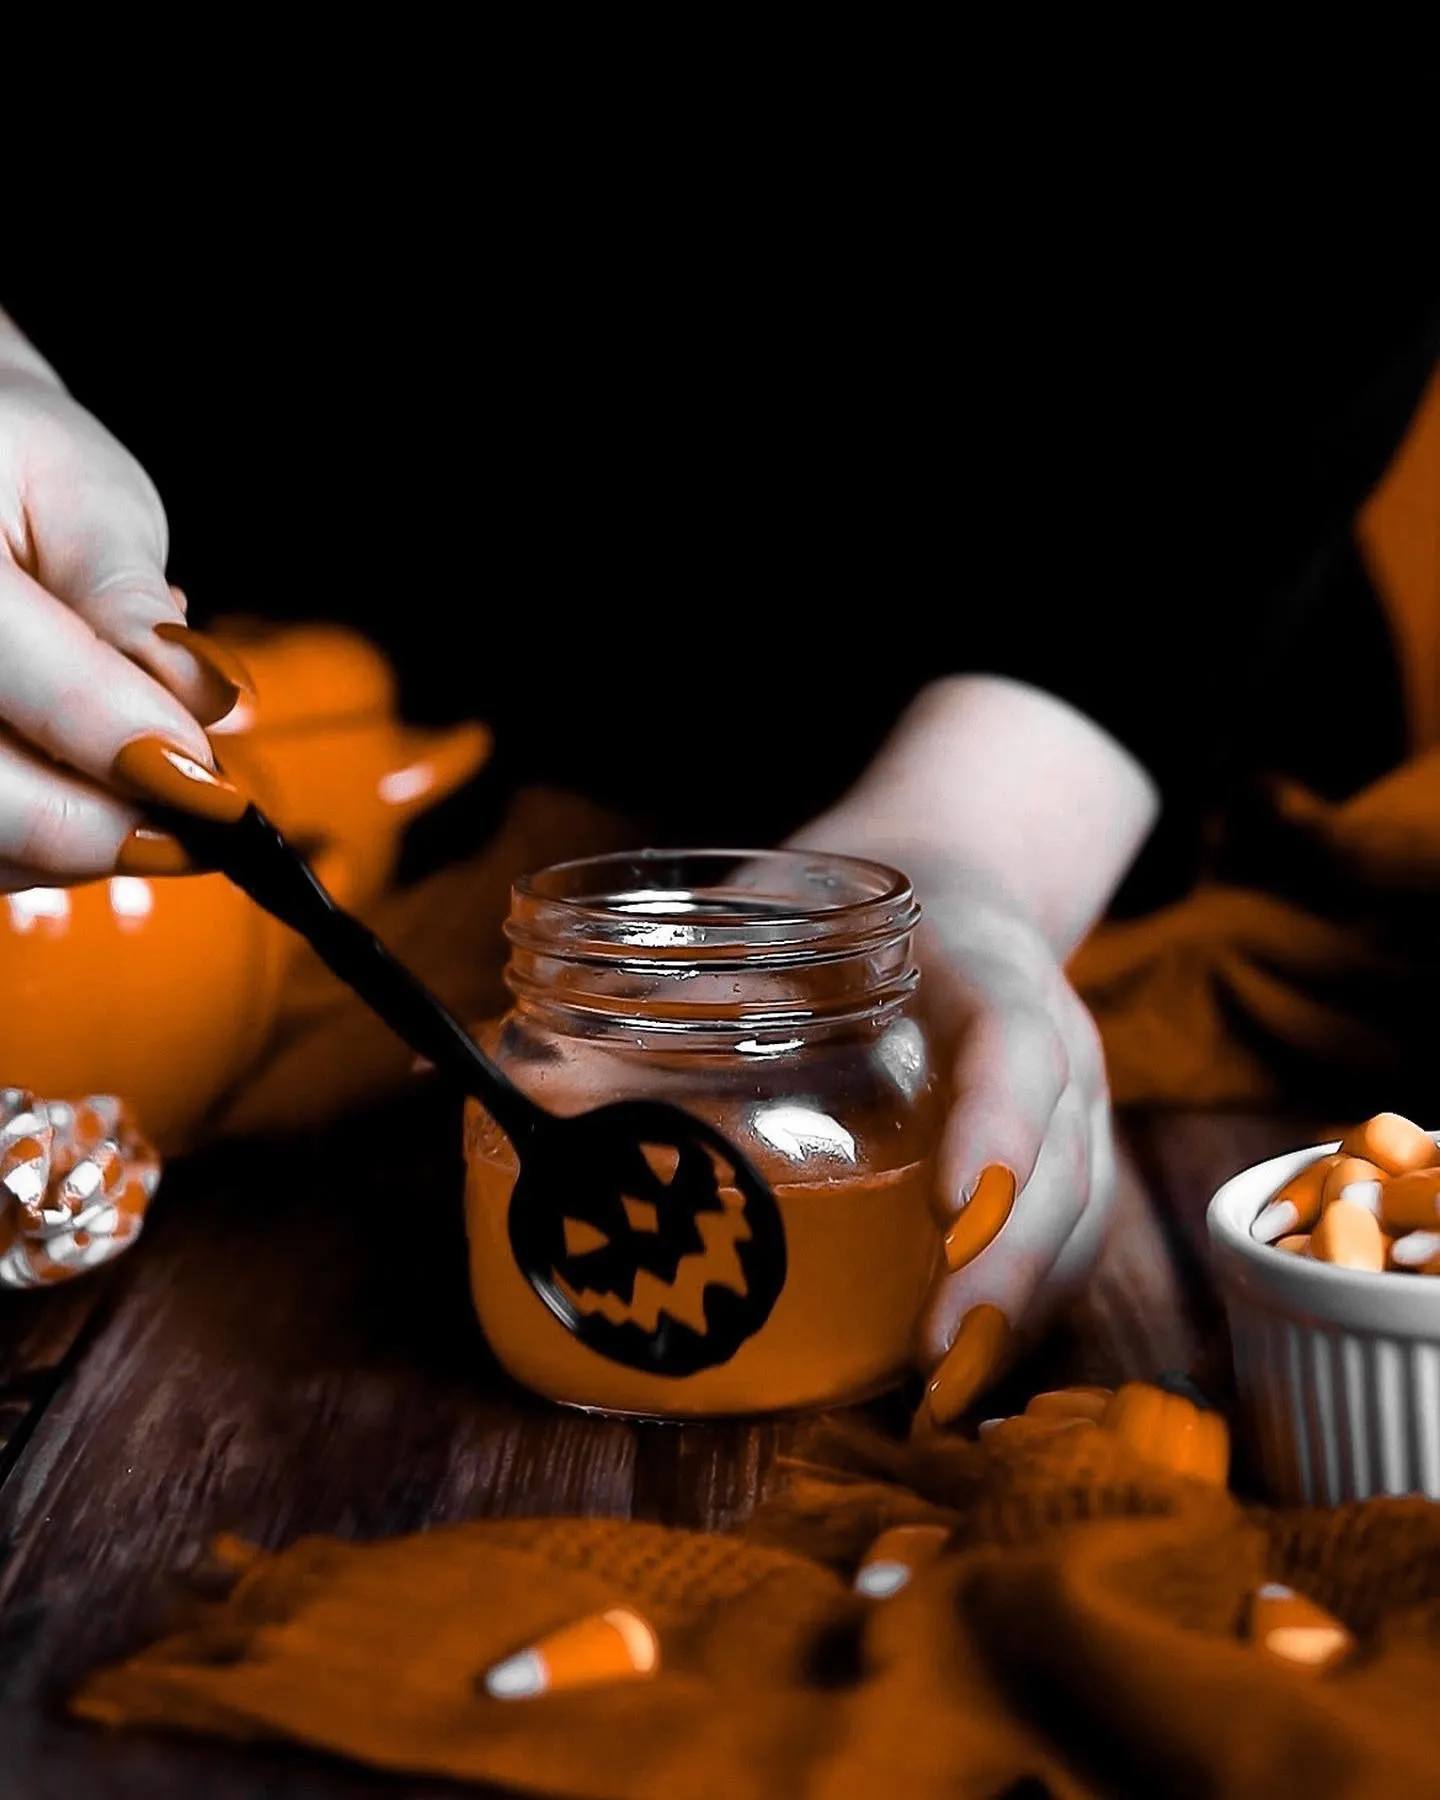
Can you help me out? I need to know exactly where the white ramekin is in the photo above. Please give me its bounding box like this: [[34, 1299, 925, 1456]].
[[1207, 1133, 1440, 1505]]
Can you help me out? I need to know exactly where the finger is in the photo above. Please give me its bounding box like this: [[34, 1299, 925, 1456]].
[[0, 561, 249, 824], [0, 731, 194, 885], [930, 996, 1069, 1235], [1045, 1091, 1119, 1296], [29, 476, 243, 726], [917, 1082, 1091, 1419]]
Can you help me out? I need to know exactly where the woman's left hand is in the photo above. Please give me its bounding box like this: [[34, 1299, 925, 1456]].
[[785, 673, 1160, 1425], [902, 863, 1118, 1428]]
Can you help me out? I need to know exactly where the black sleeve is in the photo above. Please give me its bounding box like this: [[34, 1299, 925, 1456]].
[[954, 284, 1440, 809]]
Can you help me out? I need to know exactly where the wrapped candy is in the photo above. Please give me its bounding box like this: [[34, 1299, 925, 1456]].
[[0, 1089, 160, 1288]]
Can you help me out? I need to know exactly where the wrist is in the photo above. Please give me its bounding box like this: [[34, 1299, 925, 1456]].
[[784, 674, 1160, 959]]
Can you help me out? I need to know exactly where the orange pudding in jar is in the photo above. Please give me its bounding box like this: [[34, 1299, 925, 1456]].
[[463, 849, 943, 1418]]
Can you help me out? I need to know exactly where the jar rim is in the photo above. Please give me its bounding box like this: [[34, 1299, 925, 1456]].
[[507, 848, 919, 962]]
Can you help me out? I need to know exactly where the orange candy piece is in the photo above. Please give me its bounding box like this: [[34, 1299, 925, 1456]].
[[1338, 1112, 1440, 1177], [1252, 1155, 1336, 1242], [1309, 1199, 1387, 1272], [482, 1606, 659, 1700], [1262, 1115, 1440, 1271], [1320, 1156, 1387, 1215], [1380, 1168, 1440, 1235], [1245, 1582, 1354, 1673]]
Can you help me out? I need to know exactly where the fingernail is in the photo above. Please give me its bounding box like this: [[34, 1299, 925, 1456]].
[[853, 1524, 951, 1597], [153, 623, 256, 727], [943, 1165, 1017, 1271], [111, 736, 249, 824], [924, 1304, 1010, 1426], [480, 1606, 659, 1699], [115, 826, 195, 876]]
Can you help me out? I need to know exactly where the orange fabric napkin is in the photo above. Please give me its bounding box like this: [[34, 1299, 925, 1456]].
[[1068, 747, 1440, 1116], [71, 1414, 1440, 1799]]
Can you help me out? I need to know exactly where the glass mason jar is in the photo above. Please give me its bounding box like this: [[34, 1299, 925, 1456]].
[[463, 848, 943, 1418]]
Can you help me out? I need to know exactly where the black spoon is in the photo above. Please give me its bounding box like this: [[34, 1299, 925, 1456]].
[[151, 803, 787, 1377]]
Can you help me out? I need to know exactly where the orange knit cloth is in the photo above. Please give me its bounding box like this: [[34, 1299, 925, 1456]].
[[70, 1416, 1440, 1798]]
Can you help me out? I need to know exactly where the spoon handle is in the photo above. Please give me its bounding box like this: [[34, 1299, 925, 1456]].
[[153, 803, 540, 1146]]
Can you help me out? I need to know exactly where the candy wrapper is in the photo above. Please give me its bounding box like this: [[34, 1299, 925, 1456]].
[[0, 1089, 161, 1288]]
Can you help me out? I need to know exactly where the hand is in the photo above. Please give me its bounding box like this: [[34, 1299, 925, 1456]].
[[905, 863, 1117, 1428], [0, 332, 254, 892], [783, 675, 1156, 1427]]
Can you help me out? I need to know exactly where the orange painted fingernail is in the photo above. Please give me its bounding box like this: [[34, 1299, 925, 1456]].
[[114, 826, 194, 876], [854, 1524, 951, 1596], [943, 1165, 1016, 1271], [111, 736, 249, 824], [924, 1304, 1010, 1426], [1245, 1583, 1354, 1672], [481, 1606, 659, 1699]]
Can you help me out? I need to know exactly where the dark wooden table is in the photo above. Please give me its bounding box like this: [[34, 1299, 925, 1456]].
[[0, 1091, 1328, 1797]]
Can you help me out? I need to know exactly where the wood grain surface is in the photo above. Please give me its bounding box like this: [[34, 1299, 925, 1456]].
[[0, 1091, 1300, 1796]]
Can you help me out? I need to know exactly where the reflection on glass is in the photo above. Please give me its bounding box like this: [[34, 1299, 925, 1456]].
[[752, 1103, 857, 1164]]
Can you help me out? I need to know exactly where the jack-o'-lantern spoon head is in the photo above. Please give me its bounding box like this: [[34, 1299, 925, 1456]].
[[147, 804, 785, 1363]]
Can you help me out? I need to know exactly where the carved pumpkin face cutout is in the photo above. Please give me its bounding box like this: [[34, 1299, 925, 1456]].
[[508, 1134, 787, 1376]]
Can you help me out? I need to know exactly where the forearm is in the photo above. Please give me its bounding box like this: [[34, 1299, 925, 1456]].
[[0, 307, 63, 388], [785, 674, 1160, 960]]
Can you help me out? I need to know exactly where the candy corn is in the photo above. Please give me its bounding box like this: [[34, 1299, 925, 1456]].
[[1309, 1200, 1387, 1272], [1245, 1582, 1354, 1673], [1339, 1112, 1440, 1177], [1380, 1168, 1440, 1235], [853, 1524, 952, 1597], [1257, 1114, 1440, 1276], [1320, 1156, 1386, 1217], [1252, 1156, 1335, 1243], [482, 1606, 659, 1700]]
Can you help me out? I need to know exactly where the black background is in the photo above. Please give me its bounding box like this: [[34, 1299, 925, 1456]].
[[6, 184, 1436, 904]]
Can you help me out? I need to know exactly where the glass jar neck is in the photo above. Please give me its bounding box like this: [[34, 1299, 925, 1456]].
[[502, 849, 921, 1046]]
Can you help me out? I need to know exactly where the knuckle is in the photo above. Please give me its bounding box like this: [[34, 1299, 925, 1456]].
[[16, 788, 103, 873], [1010, 1001, 1069, 1094], [1036, 1096, 1091, 1210], [1064, 994, 1107, 1094]]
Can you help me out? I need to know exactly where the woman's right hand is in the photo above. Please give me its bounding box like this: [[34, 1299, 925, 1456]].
[[0, 312, 254, 893]]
